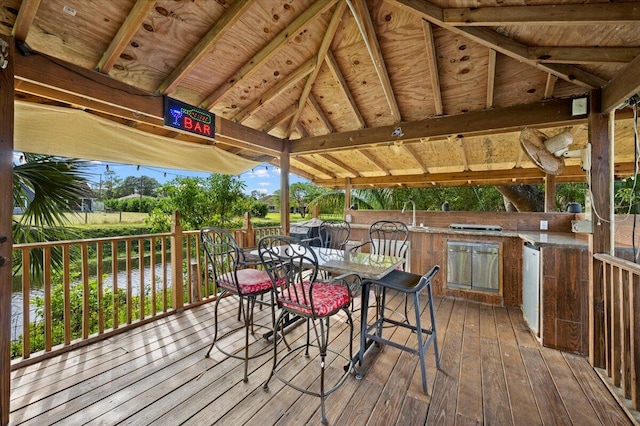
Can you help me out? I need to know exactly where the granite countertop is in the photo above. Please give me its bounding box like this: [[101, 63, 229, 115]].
[[349, 223, 589, 249]]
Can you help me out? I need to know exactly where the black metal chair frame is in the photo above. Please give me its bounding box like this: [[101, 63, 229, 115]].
[[200, 227, 276, 383], [351, 220, 411, 323], [317, 219, 351, 250], [359, 265, 441, 393], [258, 235, 355, 424]]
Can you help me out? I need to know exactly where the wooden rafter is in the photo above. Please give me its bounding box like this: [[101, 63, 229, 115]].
[[96, 0, 157, 73], [324, 49, 366, 128], [261, 104, 297, 132], [307, 93, 335, 133], [486, 49, 496, 109], [295, 123, 308, 138], [317, 153, 360, 177], [544, 74, 558, 99], [389, 0, 606, 90], [233, 58, 316, 123], [292, 156, 336, 178], [360, 149, 390, 174], [403, 144, 429, 174], [443, 3, 640, 26], [602, 53, 640, 113], [290, 97, 583, 154], [348, 0, 401, 122], [422, 20, 442, 116], [286, 1, 347, 137], [11, 0, 41, 41], [201, 0, 337, 110], [314, 163, 637, 189], [452, 137, 469, 171], [156, 0, 252, 94], [528, 47, 640, 65]]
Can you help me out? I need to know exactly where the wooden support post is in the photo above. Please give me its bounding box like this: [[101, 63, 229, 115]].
[[280, 142, 290, 235], [312, 205, 319, 218], [545, 174, 557, 212], [344, 177, 352, 216], [171, 211, 184, 311], [0, 35, 14, 426], [589, 89, 613, 368], [243, 212, 255, 248]]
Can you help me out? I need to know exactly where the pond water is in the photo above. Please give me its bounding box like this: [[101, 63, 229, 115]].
[[10, 263, 174, 341]]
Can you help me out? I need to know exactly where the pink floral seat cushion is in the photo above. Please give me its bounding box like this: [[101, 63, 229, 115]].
[[218, 268, 272, 294], [280, 281, 350, 317]]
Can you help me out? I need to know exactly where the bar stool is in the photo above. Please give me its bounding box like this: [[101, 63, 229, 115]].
[[359, 265, 440, 393], [200, 227, 276, 383], [258, 235, 355, 424]]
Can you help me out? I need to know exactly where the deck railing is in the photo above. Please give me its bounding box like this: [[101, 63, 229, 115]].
[[593, 253, 640, 411], [10, 212, 282, 368]]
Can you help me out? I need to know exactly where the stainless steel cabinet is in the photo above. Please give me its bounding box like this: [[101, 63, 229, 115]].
[[447, 241, 500, 293]]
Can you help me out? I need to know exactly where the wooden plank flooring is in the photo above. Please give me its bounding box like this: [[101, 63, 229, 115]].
[[9, 292, 634, 425]]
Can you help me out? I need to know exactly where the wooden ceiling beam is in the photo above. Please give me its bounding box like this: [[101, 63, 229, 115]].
[[602, 53, 640, 113], [292, 156, 336, 178], [443, 3, 640, 26], [290, 97, 583, 154], [286, 1, 347, 137], [324, 49, 366, 128], [307, 93, 335, 133], [313, 163, 637, 188], [317, 153, 360, 177], [422, 20, 442, 116], [390, 0, 606, 90], [215, 117, 282, 155], [201, 0, 337, 110], [97, 0, 157, 73], [15, 50, 283, 156], [360, 149, 390, 174], [348, 0, 401, 122], [157, 0, 252, 94], [528, 47, 640, 65], [233, 58, 316, 123], [11, 0, 41, 41], [486, 49, 496, 109], [403, 144, 429, 173]]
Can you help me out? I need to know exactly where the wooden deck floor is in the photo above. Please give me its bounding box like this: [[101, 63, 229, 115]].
[[10, 291, 633, 425]]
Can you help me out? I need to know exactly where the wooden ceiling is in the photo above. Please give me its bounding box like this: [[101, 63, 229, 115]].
[[3, 0, 640, 188]]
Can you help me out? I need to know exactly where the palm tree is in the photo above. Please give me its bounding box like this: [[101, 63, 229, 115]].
[[12, 154, 91, 279], [308, 188, 398, 213]]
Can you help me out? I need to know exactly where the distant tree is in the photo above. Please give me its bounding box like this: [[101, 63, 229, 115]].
[[111, 175, 159, 198], [101, 169, 121, 199], [289, 182, 327, 217], [162, 174, 246, 229]]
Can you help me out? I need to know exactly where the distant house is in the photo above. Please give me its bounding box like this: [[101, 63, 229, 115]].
[[260, 195, 278, 213]]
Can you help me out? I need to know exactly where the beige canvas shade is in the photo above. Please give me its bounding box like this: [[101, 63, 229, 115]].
[[14, 101, 260, 175]]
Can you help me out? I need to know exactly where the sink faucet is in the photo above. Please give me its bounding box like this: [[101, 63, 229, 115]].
[[402, 200, 416, 227]]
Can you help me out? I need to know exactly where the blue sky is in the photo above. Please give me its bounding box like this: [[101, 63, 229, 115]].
[[84, 160, 307, 197]]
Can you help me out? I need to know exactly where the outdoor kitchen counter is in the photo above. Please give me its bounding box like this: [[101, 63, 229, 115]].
[[349, 223, 590, 249]]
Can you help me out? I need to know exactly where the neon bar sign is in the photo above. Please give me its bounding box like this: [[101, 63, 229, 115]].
[[164, 97, 215, 138]]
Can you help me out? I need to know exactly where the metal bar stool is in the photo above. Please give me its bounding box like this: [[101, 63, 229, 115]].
[[359, 265, 440, 393], [258, 235, 356, 424], [200, 227, 276, 383]]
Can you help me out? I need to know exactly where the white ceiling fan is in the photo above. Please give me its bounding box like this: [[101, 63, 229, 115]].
[[519, 128, 590, 176]]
